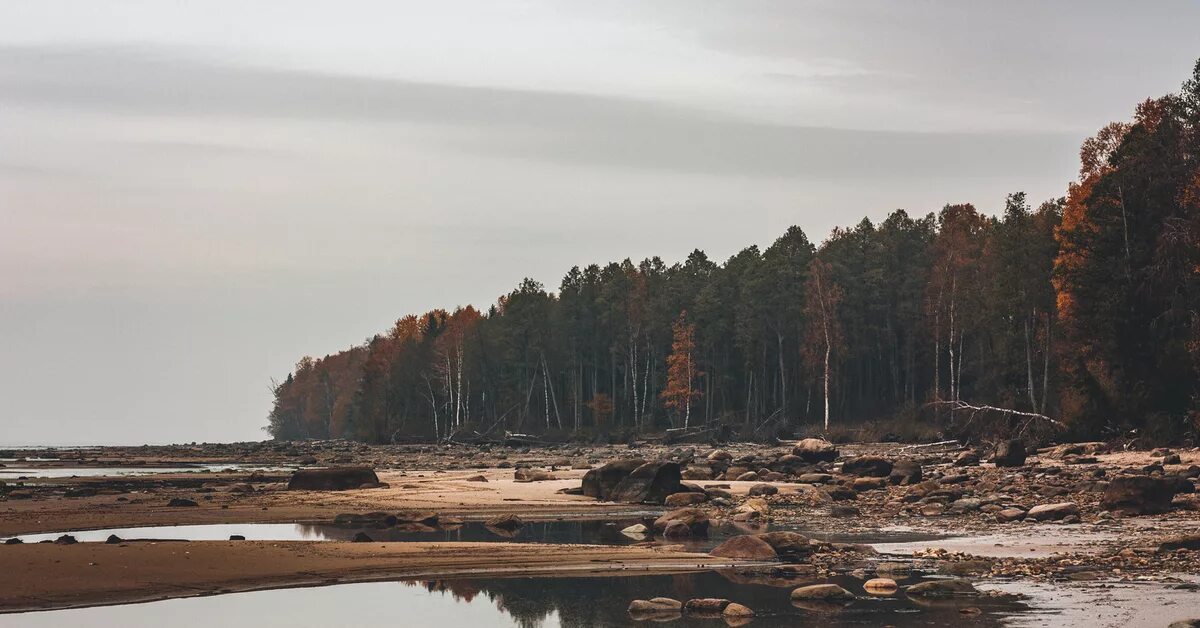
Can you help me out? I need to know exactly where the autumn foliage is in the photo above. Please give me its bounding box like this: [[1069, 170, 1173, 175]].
[[269, 59, 1200, 443]]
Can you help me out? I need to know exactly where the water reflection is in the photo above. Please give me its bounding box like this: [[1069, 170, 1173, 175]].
[[0, 572, 1028, 627]]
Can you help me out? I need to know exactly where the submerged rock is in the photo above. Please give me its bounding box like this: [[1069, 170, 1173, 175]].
[[484, 514, 524, 530], [790, 584, 854, 600], [864, 578, 898, 595], [906, 578, 980, 597], [683, 598, 731, 614]]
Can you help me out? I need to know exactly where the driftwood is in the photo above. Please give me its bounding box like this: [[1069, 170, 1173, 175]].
[[928, 400, 1065, 440], [898, 439, 960, 452]]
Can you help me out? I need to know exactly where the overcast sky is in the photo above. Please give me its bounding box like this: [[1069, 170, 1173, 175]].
[[2, 1, 1197, 445]]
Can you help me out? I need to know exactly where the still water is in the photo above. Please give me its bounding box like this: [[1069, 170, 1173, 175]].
[[0, 572, 1027, 627], [4, 519, 944, 549]]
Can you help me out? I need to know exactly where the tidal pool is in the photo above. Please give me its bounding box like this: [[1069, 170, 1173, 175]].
[[0, 572, 1028, 627]]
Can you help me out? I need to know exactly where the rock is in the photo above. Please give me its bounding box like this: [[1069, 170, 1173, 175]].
[[793, 438, 839, 463], [287, 467, 380, 491], [628, 598, 682, 613], [484, 514, 524, 530], [663, 520, 693, 538], [229, 535, 246, 541], [351, 532, 373, 543], [105, 534, 122, 544], [609, 461, 682, 504], [710, 535, 779, 560], [664, 492, 708, 507], [708, 450, 733, 463], [748, 483, 778, 496], [756, 531, 812, 561], [864, 578, 898, 595], [853, 477, 887, 491], [842, 456, 894, 477], [825, 486, 857, 501], [906, 578, 979, 596], [1027, 502, 1079, 521], [682, 465, 714, 480], [1165, 454, 1183, 465], [889, 459, 923, 485], [1159, 535, 1200, 552], [954, 451, 981, 467], [620, 523, 649, 537], [652, 508, 710, 535], [920, 503, 945, 517], [53, 535, 78, 545], [514, 468, 557, 482], [948, 498, 983, 514], [790, 584, 854, 600], [735, 497, 770, 516], [1100, 475, 1178, 515], [581, 458, 646, 500], [723, 602, 754, 618], [167, 498, 198, 507], [798, 473, 833, 484], [465, 475, 488, 482], [992, 439, 1027, 467], [4, 538, 23, 545], [683, 598, 731, 614], [735, 471, 760, 482], [996, 508, 1027, 523], [1168, 620, 1200, 628]]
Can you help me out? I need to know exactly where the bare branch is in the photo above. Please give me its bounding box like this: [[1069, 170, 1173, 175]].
[[926, 400, 1065, 429]]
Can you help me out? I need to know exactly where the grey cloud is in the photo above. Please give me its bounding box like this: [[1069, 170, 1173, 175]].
[[0, 44, 1077, 179]]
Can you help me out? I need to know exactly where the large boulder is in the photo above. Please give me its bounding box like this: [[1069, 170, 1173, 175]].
[[710, 535, 778, 560], [287, 467, 379, 491], [581, 459, 646, 500], [992, 439, 1027, 467], [793, 439, 839, 463], [1101, 475, 1178, 515], [609, 461, 682, 504]]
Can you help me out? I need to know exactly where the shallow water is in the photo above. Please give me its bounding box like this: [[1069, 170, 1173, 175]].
[[0, 572, 1027, 627], [0, 464, 294, 480]]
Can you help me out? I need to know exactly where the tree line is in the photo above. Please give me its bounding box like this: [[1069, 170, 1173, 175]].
[[267, 60, 1200, 443]]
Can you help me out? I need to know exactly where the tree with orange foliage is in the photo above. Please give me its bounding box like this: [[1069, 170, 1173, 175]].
[[661, 310, 703, 428]]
